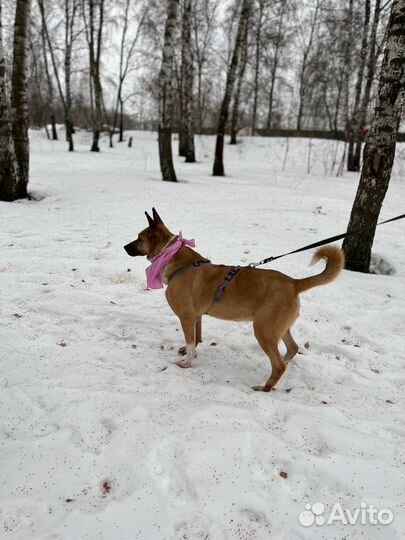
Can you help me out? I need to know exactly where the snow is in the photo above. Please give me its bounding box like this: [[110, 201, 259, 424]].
[[1, 130, 404, 540]]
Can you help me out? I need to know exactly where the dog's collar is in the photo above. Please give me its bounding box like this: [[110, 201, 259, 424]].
[[148, 235, 178, 262], [168, 260, 211, 282]]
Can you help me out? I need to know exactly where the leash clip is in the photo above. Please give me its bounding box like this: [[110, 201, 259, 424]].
[[249, 256, 274, 268]]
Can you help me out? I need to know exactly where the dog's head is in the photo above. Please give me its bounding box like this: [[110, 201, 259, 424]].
[[124, 208, 174, 260]]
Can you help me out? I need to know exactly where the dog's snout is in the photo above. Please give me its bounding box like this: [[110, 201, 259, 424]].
[[124, 241, 138, 256]]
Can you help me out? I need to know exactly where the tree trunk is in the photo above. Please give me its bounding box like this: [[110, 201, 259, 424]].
[[213, 0, 251, 176], [0, 0, 21, 201], [158, 0, 179, 181], [342, 0, 353, 138], [179, 0, 195, 162], [40, 10, 57, 140], [11, 0, 31, 199], [354, 0, 382, 171], [87, 0, 105, 153], [266, 0, 286, 130], [251, 0, 263, 135], [65, 36, 74, 151], [119, 98, 124, 142], [51, 115, 57, 140], [38, 0, 74, 151], [296, 0, 320, 130], [342, 0, 405, 273], [347, 0, 370, 172], [230, 17, 249, 145]]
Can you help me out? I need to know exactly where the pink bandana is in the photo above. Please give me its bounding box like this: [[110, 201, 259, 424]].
[[145, 232, 195, 289]]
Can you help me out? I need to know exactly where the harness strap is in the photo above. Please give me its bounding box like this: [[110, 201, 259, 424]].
[[214, 266, 242, 303], [168, 260, 211, 282]]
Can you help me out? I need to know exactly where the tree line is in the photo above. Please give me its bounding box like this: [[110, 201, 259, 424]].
[[0, 2, 395, 155], [0, 0, 404, 273]]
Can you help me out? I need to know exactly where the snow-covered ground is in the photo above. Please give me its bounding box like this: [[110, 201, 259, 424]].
[[1, 130, 404, 540]]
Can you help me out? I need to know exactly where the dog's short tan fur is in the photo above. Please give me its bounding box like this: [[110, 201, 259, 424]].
[[124, 209, 344, 392]]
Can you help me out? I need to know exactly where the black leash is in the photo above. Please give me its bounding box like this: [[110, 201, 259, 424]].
[[168, 213, 405, 304], [249, 213, 405, 268]]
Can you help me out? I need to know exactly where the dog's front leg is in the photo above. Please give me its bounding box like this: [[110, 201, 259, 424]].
[[176, 317, 197, 368], [178, 316, 202, 356]]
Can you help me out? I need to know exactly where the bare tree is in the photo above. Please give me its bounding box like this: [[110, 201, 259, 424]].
[[230, 11, 249, 144], [11, 0, 32, 198], [267, 0, 287, 130], [347, 0, 371, 171], [38, 7, 57, 140], [353, 0, 382, 171], [296, 0, 320, 130], [343, 0, 405, 272], [212, 0, 251, 176], [251, 0, 264, 135], [83, 0, 106, 152], [158, 0, 179, 182], [192, 0, 220, 133], [0, 0, 20, 201], [110, 0, 146, 147], [38, 0, 80, 151], [179, 0, 196, 161]]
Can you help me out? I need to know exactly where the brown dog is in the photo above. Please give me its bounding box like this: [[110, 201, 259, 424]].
[[124, 208, 344, 391]]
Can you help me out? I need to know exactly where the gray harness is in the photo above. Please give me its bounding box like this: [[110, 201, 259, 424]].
[[168, 261, 243, 303]]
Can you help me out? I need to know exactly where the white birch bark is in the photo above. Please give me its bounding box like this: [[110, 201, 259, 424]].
[[158, 0, 179, 181], [343, 0, 405, 272]]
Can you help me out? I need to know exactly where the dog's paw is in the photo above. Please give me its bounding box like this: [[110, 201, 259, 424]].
[[252, 385, 272, 392], [178, 346, 187, 356], [176, 359, 192, 369]]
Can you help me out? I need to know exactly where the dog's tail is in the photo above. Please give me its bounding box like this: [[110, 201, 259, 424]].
[[295, 246, 344, 293]]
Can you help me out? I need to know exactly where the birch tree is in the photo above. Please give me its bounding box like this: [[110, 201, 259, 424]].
[[179, 0, 195, 162], [353, 0, 382, 171], [0, 0, 20, 201], [83, 0, 106, 152], [192, 0, 220, 133], [212, 0, 251, 177], [38, 0, 80, 152], [296, 0, 320, 130], [230, 13, 249, 144], [266, 0, 287, 130], [11, 0, 32, 198], [343, 0, 405, 273], [347, 0, 371, 171], [110, 0, 146, 146], [158, 0, 179, 182], [251, 0, 264, 135]]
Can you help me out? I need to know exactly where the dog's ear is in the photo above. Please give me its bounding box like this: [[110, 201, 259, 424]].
[[145, 211, 154, 228], [152, 207, 163, 225]]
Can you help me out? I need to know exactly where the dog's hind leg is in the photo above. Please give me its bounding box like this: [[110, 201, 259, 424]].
[[282, 329, 299, 364], [176, 317, 197, 368], [252, 310, 287, 392], [196, 316, 202, 345], [178, 316, 202, 356]]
